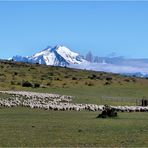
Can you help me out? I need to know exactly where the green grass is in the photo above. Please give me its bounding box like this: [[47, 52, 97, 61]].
[[1, 60, 148, 105], [0, 107, 147, 147], [0, 60, 148, 147]]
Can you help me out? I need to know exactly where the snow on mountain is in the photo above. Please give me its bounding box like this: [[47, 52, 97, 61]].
[[12, 45, 148, 77], [56, 46, 81, 64], [12, 45, 86, 66]]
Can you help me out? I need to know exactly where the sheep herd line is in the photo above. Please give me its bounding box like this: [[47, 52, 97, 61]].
[[0, 91, 148, 112]]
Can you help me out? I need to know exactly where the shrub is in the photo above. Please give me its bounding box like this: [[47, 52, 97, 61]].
[[72, 77, 77, 80], [85, 81, 94, 86], [55, 77, 61, 81], [64, 75, 69, 78], [63, 83, 66, 86], [22, 81, 33, 87], [34, 83, 40, 88], [88, 82, 94, 86], [17, 82, 21, 85], [47, 82, 52, 86], [48, 76, 53, 80], [88, 74, 98, 80], [14, 72, 18, 76], [104, 81, 111, 85], [124, 79, 130, 82], [97, 105, 117, 118], [10, 81, 15, 85], [92, 74, 97, 78], [62, 83, 67, 88], [75, 81, 78, 84], [106, 76, 112, 81], [88, 76, 93, 80], [131, 78, 136, 82]]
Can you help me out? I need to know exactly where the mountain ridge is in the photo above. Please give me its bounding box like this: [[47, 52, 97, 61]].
[[13, 45, 86, 66], [12, 45, 148, 77]]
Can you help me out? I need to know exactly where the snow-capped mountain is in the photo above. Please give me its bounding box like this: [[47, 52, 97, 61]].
[[12, 45, 86, 66], [12, 45, 148, 78]]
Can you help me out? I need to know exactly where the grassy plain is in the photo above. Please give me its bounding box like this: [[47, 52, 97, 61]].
[[0, 60, 148, 147], [0, 107, 147, 147]]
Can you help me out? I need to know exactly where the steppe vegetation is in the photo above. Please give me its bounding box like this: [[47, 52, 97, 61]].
[[0, 60, 148, 147], [1, 60, 148, 105]]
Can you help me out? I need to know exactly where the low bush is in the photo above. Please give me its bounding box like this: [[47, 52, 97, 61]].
[[64, 75, 69, 78], [88, 74, 100, 80], [85, 81, 94, 86], [106, 76, 112, 81], [55, 77, 61, 81], [17, 82, 21, 85], [47, 82, 52, 86], [14, 72, 18, 76], [72, 77, 77, 80], [124, 79, 130, 82], [10, 81, 15, 85], [22, 81, 33, 87], [88, 82, 94, 86], [34, 83, 40, 88], [104, 81, 111, 85]]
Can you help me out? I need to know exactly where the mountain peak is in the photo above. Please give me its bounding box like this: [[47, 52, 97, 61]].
[[12, 45, 86, 66]]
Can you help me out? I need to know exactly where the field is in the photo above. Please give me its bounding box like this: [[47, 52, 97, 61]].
[[0, 107, 147, 147], [0, 60, 148, 146]]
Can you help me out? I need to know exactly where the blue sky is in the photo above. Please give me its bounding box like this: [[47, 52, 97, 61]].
[[0, 1, 148, 59]]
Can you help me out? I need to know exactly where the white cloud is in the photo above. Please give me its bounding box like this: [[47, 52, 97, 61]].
[[69, 62, 148, 75]]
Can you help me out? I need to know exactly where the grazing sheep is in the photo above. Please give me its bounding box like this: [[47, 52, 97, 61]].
[[0, 91, 148, 112]]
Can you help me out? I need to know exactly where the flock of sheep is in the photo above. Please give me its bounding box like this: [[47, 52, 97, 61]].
[[0, 91, 148, 112]]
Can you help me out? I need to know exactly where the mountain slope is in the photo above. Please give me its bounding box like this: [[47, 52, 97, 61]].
[[12, 46, 85, 66]]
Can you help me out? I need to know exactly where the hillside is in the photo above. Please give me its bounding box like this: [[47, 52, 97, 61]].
[[1, 59, 148, 105], [0, 59, 148, 147]]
